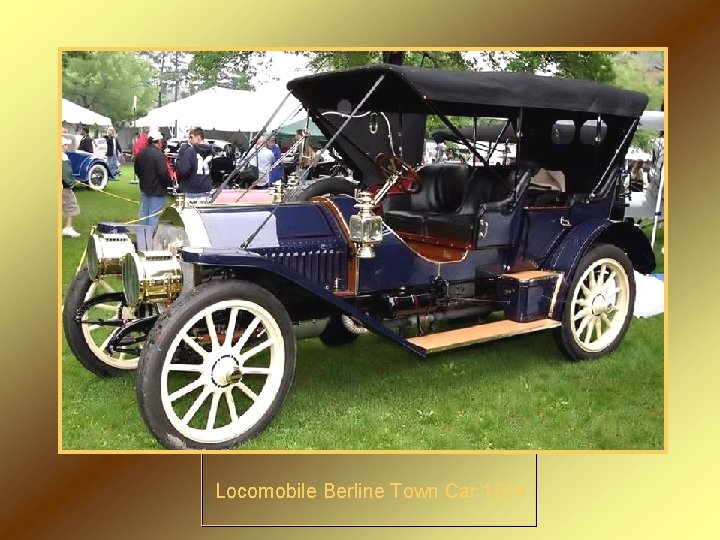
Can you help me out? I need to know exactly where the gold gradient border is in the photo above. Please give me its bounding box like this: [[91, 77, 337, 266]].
[[7, 0, 715, 536]]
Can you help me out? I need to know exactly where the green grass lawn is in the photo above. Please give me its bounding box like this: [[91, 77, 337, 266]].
[[60, 164, 665, 450]]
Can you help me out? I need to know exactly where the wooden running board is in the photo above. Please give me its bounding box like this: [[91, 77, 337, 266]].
[[407, 318, 562, 354], [501, 270, 559, 282]]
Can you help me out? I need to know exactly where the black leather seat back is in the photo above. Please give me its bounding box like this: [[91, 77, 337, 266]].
[[430, 164, 470, 212], [456, 167, 513, 215]]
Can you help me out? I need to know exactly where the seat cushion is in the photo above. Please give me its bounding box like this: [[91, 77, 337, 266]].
[[424, 213, 476, 244], [383, 210, 425, 235]]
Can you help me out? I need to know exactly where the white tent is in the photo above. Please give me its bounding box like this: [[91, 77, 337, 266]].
[[62, 98, 112, 126], [639, 110, 664, 131], [135, 86, 304, 133]]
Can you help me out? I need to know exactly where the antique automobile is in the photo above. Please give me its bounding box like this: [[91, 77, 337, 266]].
[[63, 64, 655, 450], [65, 148, 113, 190]]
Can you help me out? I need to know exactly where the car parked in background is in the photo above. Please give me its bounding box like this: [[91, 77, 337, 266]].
[[65, 148, 112, 190], [94, 137, 107, 159]]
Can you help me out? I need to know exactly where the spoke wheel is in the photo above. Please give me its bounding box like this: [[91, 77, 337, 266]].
[[137, 280, 296, 449], [554, 244, 636, 361], [63, 269, 141, 377]]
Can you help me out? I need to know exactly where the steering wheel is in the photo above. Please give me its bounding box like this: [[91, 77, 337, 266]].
[[375, 153, 421, 194]]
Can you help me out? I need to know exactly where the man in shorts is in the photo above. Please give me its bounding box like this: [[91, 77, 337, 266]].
[[61, 136, 81, 238]]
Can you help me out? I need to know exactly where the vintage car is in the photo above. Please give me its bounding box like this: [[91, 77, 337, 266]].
[[63, 65, 655, 450], [64, 149, 113, 190]]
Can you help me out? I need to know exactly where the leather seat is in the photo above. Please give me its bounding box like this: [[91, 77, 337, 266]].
[[425, 168, 514, 243], [383, 164, 470, 234]]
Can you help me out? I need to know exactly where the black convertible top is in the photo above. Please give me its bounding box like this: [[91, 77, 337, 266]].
[[288, 64, 648, 118], [432, 124, 518, 144]]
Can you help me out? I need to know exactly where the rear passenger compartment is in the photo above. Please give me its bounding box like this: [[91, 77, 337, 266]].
[[382, 164, 514, 243]]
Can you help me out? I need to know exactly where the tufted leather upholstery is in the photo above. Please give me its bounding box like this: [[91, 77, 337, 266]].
[[383, 163, 517, 244]]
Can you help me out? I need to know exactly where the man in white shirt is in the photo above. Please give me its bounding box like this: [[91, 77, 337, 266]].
[[251, 136, 276, 188]]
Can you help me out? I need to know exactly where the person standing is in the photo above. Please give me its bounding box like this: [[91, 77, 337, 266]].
[[131, 126, 151, 184], [62, 127, 78, 150], [134, 130, 171, 226], [61, 136, 81, 238], [250, 135, 276, 188], [267, 135, 283, 185], [104, 127, 122, 179], [77, 127, 94, 153], [176, 126, 213, 200], [630, 159, 645, 192]]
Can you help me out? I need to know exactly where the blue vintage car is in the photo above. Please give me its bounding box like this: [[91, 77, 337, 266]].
[[63, 65, 655, 450], [65, 149, 113, 190]]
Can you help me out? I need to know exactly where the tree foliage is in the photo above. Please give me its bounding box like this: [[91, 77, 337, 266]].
[[62, 52, 157, 126], [189, 52, 260, 90], [61, 51, 92, 70], [303, 51, 473, 72], [495, 51, 617, 82], [139, 52, 191, 107], [610, 52, 665, 151]]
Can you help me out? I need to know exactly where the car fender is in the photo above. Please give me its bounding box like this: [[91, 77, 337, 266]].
[[543, 219, 655, 319], [79, 156, 110, 181], [180, 247, 426, 357]]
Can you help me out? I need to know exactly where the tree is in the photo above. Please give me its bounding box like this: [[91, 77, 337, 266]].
[[62, 52, 157, 126], [189, 52, 260, 90], [496, 51, 617, 82], [610, 52, 665, 151], [61, 51, 91, 70], [303, 51, 473, 72], [139, 51, 191, 107]]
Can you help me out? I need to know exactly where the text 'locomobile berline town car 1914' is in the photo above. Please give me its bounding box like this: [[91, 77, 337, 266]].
[[63, 64, 656, 450]]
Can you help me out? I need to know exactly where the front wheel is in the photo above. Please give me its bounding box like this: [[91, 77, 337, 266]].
[[62, 269, 141, 377], [554, 244, 635, 361], [87, 163, 109, 190], [136, 280, 296, 449]]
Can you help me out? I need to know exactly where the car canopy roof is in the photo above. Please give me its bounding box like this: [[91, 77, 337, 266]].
[[287, 64, 649, 118]]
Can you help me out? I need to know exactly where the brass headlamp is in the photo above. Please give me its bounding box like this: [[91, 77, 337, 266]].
[[86, 233, 135, 279], [349, 190, 383, 258], [122, 250, 183, 307]]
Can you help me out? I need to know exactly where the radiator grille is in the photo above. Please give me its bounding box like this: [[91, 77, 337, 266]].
[[254, 247, 347, 289]]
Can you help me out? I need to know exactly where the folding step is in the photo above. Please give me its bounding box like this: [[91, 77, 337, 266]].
[[407, 318, 561, 354]]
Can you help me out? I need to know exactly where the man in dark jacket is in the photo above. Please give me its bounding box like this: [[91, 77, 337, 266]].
[[77, 127, 95, 153], [177, 126, 214, 200], [104, 127, 123, 179], [134, 129, 171, 226]]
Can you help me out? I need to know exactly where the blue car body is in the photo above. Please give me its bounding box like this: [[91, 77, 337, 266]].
[[65, 149, 113, 190]]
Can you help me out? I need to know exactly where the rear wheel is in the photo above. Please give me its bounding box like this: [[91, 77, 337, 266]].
[[137, 280, 296, 449], [288, 176, 357, 202], [554, 244, 635, 361], [87, 164, 108, 190]]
